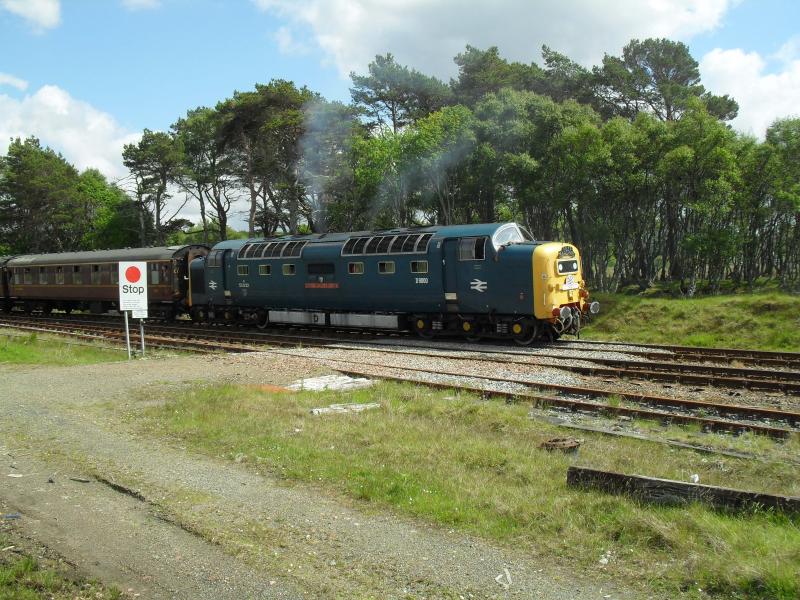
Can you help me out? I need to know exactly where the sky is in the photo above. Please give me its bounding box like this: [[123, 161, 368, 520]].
[[1, 0, 799, 225]]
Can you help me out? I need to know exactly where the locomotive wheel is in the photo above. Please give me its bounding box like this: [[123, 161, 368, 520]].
[[256, 310, 269, 329], [461, 320, 480, 341], [414, 318, 435, 339], [512, 321, 538, 346]]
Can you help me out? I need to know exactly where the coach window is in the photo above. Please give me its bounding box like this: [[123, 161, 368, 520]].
[[150, 263, 160, 285], [55, 267, 64, 285], [73, 266, 81, 284], [458, 237, 485, 261], [23, 268, 32, 285], [282, 264, 296, 276], [259, 264, 271, 276], [410, 260, 428, 274], [110, 267, 118, 285], [237, 265, 249, 276], [348, 262, 364, 275], [90, 265, 100, 284], [39, 267, 47, 285], [378, 261, 395, 274]]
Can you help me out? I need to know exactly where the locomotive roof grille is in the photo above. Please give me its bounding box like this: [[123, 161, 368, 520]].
[[238, 240, 308, 260], [342, 233, 432, 257]]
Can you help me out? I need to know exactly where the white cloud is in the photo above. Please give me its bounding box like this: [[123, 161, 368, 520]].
[[0, 85, 140, 178], [0, 0, 60, 31], [253, 0, 732, 77], [700, 47, 800, 138], [273, 25, 310, 56], [0, 72, 28, 91], [121, 0, 161, 10]]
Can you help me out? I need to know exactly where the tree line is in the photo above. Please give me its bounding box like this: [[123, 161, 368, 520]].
[[1, 38, 798, 293]]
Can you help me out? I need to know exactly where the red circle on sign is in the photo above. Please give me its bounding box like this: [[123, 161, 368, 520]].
[[125, 266, 141, 283]]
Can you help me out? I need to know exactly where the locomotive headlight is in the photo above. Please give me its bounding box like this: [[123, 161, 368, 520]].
[[589, 301, 600, 314], [559, 306, 571, 320]]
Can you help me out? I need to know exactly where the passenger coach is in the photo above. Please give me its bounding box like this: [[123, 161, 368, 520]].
[[4, 245, 208, 318], [189, 223, 598, 343]]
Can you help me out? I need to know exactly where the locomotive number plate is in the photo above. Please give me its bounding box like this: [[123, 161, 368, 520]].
[[562, 274, 579, 290]]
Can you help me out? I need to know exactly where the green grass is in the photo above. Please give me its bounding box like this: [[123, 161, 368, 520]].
[[0, 533, 122, 600], [142, 381, 800, 599], [583, 292, 800, 351], [0, 332, 128, 366]]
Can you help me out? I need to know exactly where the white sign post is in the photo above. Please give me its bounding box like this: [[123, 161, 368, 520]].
[[118, 261, 148, 359]]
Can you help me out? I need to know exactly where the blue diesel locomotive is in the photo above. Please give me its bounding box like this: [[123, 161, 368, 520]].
[[188, 223, 599, 344]]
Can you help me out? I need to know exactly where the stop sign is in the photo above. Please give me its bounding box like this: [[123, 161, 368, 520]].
[[118, 261, 148, 311]]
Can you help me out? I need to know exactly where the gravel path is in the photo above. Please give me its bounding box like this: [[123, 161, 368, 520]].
[[0, 355, 642, 600]]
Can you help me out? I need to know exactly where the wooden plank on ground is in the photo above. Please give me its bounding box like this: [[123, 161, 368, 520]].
[[566, 466, 800, 514]]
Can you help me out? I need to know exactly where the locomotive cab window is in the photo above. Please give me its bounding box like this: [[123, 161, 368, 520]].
[[348, 262, 364, 275], [458, 237, 485, 261], [237, 265, 249, 276], [378, 261, 395, 274], [282, 264, 296, 276], [557, 259, 579, 274], [258, 264, 271, 276]]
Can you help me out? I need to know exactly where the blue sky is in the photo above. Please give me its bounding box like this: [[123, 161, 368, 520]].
[[1, 0, 798, 187]]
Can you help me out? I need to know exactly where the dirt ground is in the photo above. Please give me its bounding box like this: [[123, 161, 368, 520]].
[[0, 353, 643, 599]]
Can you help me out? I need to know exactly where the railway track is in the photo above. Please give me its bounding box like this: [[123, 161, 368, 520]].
[[4, 313, 799, 393], [2, 313, 800, 439]]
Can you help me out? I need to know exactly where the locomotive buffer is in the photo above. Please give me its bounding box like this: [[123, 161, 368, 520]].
[[118, 261, 148, 359]]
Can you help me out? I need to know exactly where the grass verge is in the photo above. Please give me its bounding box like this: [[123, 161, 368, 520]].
[[141, 381, 800, 599], [0, 330, 172, 366], [0, 531, 122, 600], [583, 292, 800, 351]]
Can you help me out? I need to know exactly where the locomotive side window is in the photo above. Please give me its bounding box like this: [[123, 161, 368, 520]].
[[458, 237, 485, 261], [410, 260, 428, 274], [348, 262, 364, 275], [237, 265, 249, 276], [56, 266, 64, 285], [39, 267, 47, 285], [282, 264, 296, 276], [557, 259, 578, 274], [259, 264, 271, 276], [378, 261, 395, 274], [308, 263, 334, 275]]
